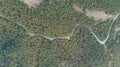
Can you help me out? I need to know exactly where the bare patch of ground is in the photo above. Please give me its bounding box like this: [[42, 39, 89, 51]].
[[73, 5, 115, 21], [115, 26, 120, 32], [20, 0, 43, 8], [58, 61, 72, 67], [73, 4, 84, 13], [86, 10, 114, 21], [114, 26, 120, 36]]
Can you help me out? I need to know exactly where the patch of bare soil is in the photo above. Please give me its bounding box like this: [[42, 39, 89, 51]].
[[115, 26, 120, 32], [73, 4, 84, 13], [73, 5, 115, 21], [86, 10, 114, 21], [20, 0, 43, 8]]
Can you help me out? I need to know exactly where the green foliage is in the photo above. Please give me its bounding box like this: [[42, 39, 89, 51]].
[[0, 0, 120, 67]]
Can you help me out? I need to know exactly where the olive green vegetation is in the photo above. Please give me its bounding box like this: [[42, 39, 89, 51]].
[[0, 0, 120, 67]]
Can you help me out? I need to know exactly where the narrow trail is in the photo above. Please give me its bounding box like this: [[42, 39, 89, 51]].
[[0, 13, 119, 45]]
